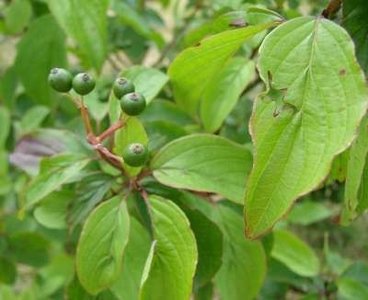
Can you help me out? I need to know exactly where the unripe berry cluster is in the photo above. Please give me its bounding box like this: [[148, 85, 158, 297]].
[[48, 68, 148, 168], [48, 68, 95, 95]]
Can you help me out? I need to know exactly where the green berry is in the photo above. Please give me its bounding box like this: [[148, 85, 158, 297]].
[[72, 73, 96, 95], [122, 143, 148, 167], [48, 68, 72, 93], [120, 92, 146, 116], [113, 77, 135, 99]]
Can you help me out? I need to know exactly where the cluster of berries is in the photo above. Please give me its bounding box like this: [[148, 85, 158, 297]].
[[48, 68, 148, 167]]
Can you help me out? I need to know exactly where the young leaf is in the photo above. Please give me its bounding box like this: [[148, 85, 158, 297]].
[[123, 66, 169, 104], [287, 199, 333, 225], [244, 17, 368, 238], [3, 0, 32, 34], [111, 218, 151, 300], [34, 189, 72, 229], [20, 106, 50, 135], [214, 202, 267, 300], [47, 0, 109, 71], [342, 0, 368, 74], [151, 134, 253, 203], [15, 14, 67, 106], [200, 57, 255, 132], [114, 117, 148, 177], [26, 154, 89, 208], [168, 22, 276, 116], [342, 116, 368, 224], [271, 230, 320, 277], [76, 196, 130, 295], [139, 196, 197, 300]]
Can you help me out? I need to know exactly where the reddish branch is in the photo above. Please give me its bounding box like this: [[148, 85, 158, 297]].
[[322, 0, 342, 19], [75, 96, 125, 171]]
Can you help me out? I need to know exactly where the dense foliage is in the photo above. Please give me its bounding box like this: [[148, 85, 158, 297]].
[[1, 0, 368, 299]]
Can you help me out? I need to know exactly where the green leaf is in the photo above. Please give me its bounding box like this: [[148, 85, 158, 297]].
[[271, 230, 320, 277], [8, 232, 49, 267], [4, 0, 32, 34], [111, 218, 151, 300], [151, 134, 252, 203], [68, 173, 114, 229], [215, 202, 267, 300], [342, 0, 368, 73], [39, 254, 74, 298], [342, 261, 368, 284], [124, 66, 169, 104], [108, 67, 168, 123], [244, 17, 368, 238], [0, 257, 17, 285], [114, 117, 148, 176], [337, 278, 368, 300], [140, 100, 194, 126], [34, 189, 72, 229], [287, 199, 333, 225], [168, 22, 275, 116], [194, 282, 214, 300], [76, 196, 130, 295], [112, 2, 164, 47], [15, 14, 67, 106], [200, 57, 255, 132], [174, 193, 223, 288], [342, 116, 368, 224], [26, 154, 90, 208], [47, 0, 109, 71], [20, 106, 50, 134], [0, 106, 10, 148], [139, 196, 197, 300]]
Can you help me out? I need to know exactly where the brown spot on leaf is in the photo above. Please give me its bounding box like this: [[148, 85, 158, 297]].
[[229, 19, 247, 28], [339, 69, 346, 76]]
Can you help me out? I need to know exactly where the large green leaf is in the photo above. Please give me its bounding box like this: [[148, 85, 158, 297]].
[[342, 0, 368, 74], [244, 17, 368, 238], [200, 57, 255, 132], [47, 0, 109, 71], [15, 14, 67, 106], [111, 218, 151, 300], [215, 202, 267, 300], [139, 196, 197, 300], [26, 154, 90, 208], [151, 134, 253, 203], [271, 230, 320, 277], [342, 116, 368, 224], [76, 196, 130, 295], [168, 22, 276, 116]]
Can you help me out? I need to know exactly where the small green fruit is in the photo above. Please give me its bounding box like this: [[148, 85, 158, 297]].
[[120, 92, 146, 116], [122, 143, 148, 167], [113, 77, 135, 99], [72, 73, 96, 95], [48, 68, 72, 93]]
